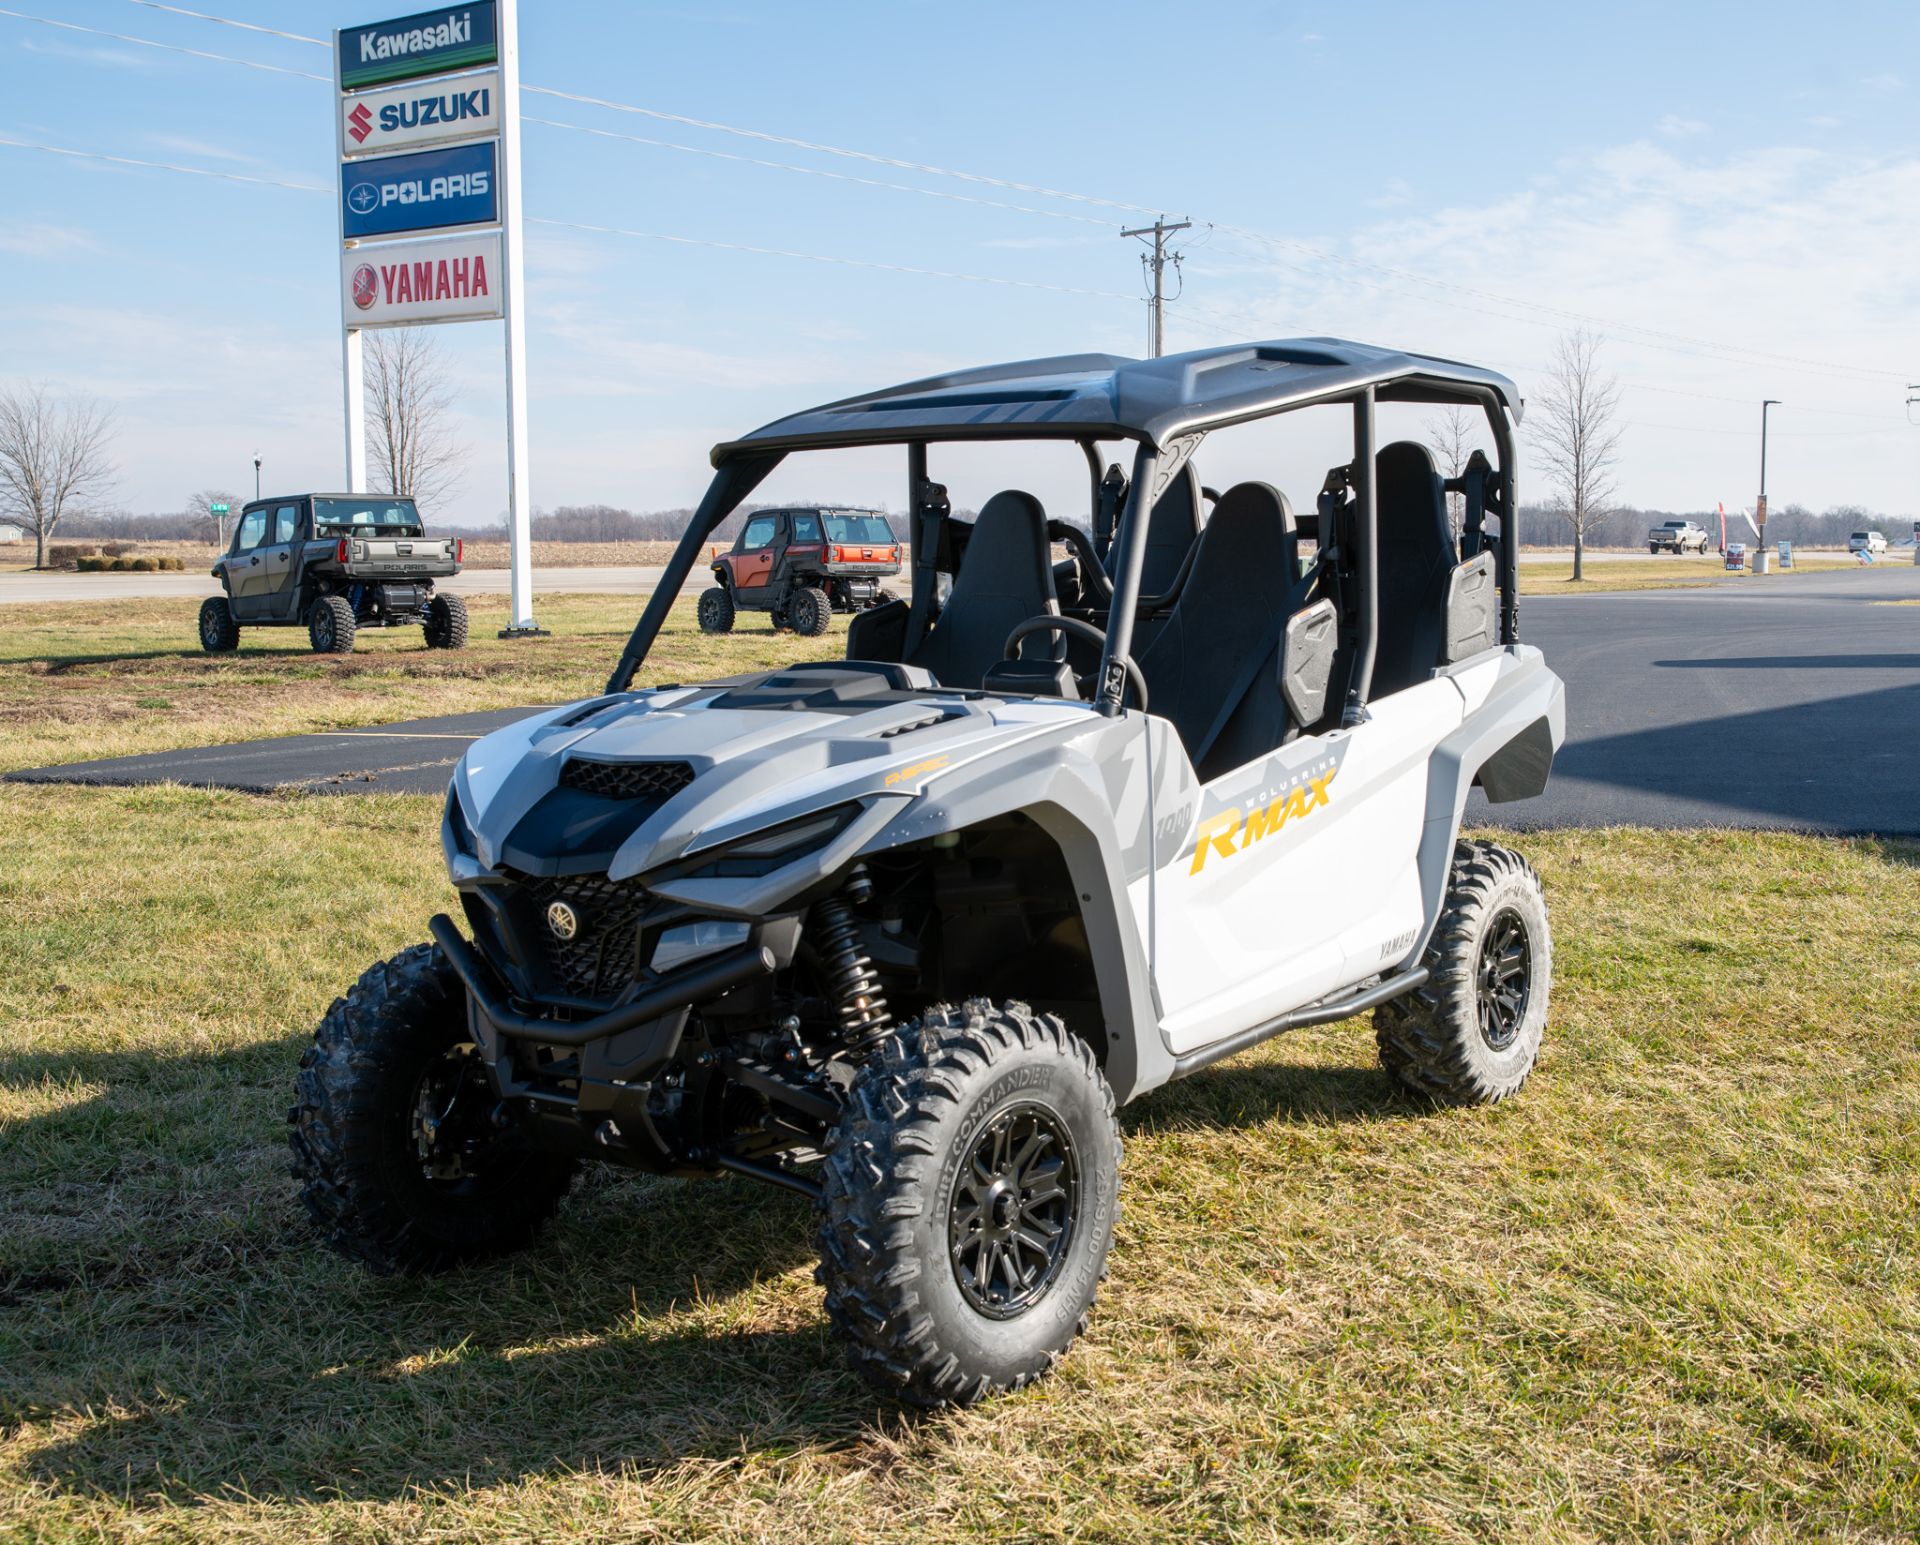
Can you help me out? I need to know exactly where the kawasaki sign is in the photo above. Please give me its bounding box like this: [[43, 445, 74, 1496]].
[[338, 3, 497, 90]]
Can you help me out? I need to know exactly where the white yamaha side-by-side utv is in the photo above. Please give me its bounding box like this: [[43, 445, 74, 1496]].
[[291, 339, 1566, 1406]]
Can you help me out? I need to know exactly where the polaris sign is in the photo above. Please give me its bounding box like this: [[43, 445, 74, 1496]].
[[341, 141, 498, 238], [339, 3, 497, 90], [341, 69, 501, 157]]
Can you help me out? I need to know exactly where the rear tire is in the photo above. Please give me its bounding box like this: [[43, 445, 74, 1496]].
[[697, 586, 735, 634], [290, 942, 575, 1274], [308, 595, 357, 654], [198, 596, 240, 653], [422, 591, 468, 649], [790, 584, 831, 637], [817, 1000, 1121, 1407], [1374, 839, 1551, 1106]]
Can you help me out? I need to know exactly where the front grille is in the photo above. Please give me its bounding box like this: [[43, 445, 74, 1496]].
[[522, 871, 653, 999], [558, 757, 695, 801]]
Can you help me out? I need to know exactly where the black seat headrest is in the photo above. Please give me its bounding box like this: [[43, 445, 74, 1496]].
[[905, 489, 1056, 689]]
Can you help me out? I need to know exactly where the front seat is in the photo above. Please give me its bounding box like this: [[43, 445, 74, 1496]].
[[1136, 482, 1301, 781], [1113, 460, 1204, 599], [907, 489, 1058, 689], [1371, 441, 1457, 695]]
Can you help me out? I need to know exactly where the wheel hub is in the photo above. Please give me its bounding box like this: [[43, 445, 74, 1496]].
[[948, 1101, 1077, 1319], [1476, 906, 1533, 1052], [410, 1042, 500, 1183]]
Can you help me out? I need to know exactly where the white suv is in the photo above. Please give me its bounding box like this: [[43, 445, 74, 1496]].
[[1849, 530, 1888, 555]]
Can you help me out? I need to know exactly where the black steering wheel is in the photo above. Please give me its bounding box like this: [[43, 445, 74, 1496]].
[[1003, 615, 1148, 711]]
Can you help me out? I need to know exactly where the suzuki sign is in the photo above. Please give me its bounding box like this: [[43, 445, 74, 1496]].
[[342, 69, 501, 157], [341, 232, 503, 327], [341, 140, 497, 238], [339, 3, 497, 90]]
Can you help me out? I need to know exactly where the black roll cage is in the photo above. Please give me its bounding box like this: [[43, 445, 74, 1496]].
[[607, 371, 1521, 718]]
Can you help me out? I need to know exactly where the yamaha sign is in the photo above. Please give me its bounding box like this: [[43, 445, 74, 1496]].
[[339, 3, 497, 90], [341, 232, 503, 327], [342, 70, 501, 157], [341, 141, 497, 238]]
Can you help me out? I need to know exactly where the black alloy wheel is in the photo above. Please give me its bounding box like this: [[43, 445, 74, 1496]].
[[1475, 907, 1532, 1052], [948, 1101, 1079, 1319]]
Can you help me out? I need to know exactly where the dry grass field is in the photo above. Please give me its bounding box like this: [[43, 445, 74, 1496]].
[[1, 586, 1915, 1540], [0, 594, 841, 774], [1, 793, 1915, 1541]]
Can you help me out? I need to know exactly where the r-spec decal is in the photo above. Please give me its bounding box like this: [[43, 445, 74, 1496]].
[[885, 755, 949, 787], [1187, 761, 1339, 875]]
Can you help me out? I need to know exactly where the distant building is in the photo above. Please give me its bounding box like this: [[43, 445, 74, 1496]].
[[0, 522, 24, 544]]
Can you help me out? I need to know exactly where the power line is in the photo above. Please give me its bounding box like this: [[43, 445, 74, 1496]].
[[0, 7, 329, 80], [1205, 225, 1905, 384], [0, 135, 1129, 300], [119, 0, 324, 46], [522, 116, 1114, 228], [0, 133, 327, 192], [524, 216, 1133, 298]]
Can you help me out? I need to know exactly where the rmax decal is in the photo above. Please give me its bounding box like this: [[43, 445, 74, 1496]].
[[1187, 764, 1338, 875]]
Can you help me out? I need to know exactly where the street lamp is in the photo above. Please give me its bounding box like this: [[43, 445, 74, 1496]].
[[1752, 400, 1781, 572], [253, 452, 262, 501], [1758, 400, 1780, 535]]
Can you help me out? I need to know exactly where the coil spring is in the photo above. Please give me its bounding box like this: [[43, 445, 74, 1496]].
[[812, 865, 889, 1047]]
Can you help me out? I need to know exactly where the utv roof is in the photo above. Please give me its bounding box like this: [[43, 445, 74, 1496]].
[[714, 337, 1521, 464]]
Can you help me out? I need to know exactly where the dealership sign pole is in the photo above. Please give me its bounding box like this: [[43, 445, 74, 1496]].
[[334, 2, 542, 635]]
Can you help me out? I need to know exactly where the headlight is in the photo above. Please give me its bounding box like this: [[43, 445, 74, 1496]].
[[678, 804, 858, 878], [444, 785, 476, 857], [720, 808, 851, 858], [651, 919, 751, 972]]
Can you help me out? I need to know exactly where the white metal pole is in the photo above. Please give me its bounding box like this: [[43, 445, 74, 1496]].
[[497, 0, 538, 633], [333, 30, 366, 493], [343, 329, 365, 491]]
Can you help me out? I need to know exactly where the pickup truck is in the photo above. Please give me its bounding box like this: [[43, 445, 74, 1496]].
[[198, 493, 467, 655], [1648, 518, 1710, 554]]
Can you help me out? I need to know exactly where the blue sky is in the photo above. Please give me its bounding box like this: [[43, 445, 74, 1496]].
[[3, 0, 1918, 525]]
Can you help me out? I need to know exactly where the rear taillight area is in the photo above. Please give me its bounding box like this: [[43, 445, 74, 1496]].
[[455, 539, 463, 563], [336, 537, 350, 563]]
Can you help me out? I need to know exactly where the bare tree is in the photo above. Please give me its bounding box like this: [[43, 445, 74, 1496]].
[[186, 487, 242, 547], [1531, 330, 1622, 581], [0, 383, 116, 569], [364, 329, 463, 511], [1425, 404, 1481, 538]]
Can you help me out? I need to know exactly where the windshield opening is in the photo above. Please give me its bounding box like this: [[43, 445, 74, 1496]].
[[821, 511, 897, 544], [313, 497, 422, 536]]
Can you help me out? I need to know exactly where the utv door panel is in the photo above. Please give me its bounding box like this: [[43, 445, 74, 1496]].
[[730, 514, 781, 596], [1151, 679, 1464, 1056], [225, 509, 272, 618]]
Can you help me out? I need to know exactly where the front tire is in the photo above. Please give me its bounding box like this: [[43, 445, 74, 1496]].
[[422, 592, 468, 649], [697, 586, 735, 634], [789, 584, 831, 637], [1374, 839, 1551, 1106], [816, 1000, 1121, 1407], [290, 943, 575, 1274], [198, 595, 240, 653], [308, 594, 357, 654]]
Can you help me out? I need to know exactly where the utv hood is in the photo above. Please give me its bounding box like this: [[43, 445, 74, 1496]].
[[451, 663, 1097, 889]]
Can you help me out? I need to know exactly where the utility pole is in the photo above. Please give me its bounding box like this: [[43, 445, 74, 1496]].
[[1121, 217, 1191, 357]]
